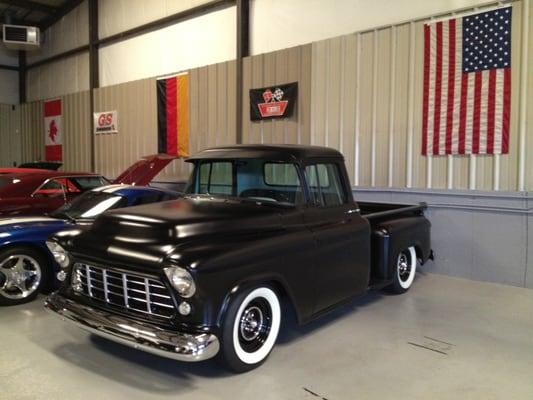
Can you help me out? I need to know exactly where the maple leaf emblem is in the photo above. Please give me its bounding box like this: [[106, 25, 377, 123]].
[[48, 119, 58, 143]]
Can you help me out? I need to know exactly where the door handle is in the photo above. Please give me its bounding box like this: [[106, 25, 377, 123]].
[[346, 208, 360, 214]]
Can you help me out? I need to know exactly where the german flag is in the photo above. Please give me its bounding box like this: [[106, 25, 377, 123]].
[[157, 73, 189, 157]]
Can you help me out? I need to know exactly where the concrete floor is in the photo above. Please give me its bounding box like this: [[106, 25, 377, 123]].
[[1, 272, 533, 400]]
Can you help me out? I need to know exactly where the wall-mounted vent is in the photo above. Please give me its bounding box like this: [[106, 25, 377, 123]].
[[2, 24, 40, 50]]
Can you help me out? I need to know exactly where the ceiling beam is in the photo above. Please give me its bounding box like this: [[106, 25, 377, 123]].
[[0, 63, 18, 71], [0, 0, 58, 15], [40, 0, 84, 31]]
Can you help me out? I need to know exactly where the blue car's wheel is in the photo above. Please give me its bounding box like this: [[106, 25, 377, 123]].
[[0, 247, 48, 306]]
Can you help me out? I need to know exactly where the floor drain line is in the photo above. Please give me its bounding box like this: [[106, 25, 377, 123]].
[[303, 387, 329, 400], [407, 341, 448, 355]]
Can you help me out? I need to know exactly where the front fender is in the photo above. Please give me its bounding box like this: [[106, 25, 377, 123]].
[[215, 272, 299, 329]]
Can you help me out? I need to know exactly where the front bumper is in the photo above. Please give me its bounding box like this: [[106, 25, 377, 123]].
[[44, 292, 219, 362]]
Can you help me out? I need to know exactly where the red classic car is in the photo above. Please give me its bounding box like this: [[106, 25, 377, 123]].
[[0, 154, 175, 217]]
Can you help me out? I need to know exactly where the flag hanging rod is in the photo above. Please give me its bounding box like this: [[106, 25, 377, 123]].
[[355, 0, 517, 34], [157, 71, 189, 81], [426, 2, 512, 25]]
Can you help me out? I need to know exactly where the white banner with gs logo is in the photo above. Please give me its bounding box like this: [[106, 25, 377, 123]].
[[94, 110, 119, 134]]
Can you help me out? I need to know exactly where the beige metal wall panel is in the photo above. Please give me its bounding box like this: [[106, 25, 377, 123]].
[[19, 94, 90, 172], [160, 60, 237, 180], [410, 21, 428, 189], [62, 91, 91, 172], [528, 0, 533, 191], [340, 34, 358, 184], [0, 104, 21, 167], [93, 60, 236, 182], [355, 32, 375, 187], [20, 101, 44, 163], [94, 77, 158, 179], [392, 25, 410, 188], [498, 1, 523, 192], [310, 1, 527, 191], [374, 29, 392, 187], [242, 45, 312, 146]]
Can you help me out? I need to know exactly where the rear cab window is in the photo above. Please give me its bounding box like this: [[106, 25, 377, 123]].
[[305, 163, 347, 207]]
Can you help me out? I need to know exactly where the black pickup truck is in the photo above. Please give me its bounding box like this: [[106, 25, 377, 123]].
[[45, 145, 431, 372]]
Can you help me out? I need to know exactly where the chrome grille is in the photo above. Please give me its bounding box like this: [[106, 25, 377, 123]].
[[73, 263, 175, 319]]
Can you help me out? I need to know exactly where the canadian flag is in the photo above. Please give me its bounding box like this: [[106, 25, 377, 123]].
[[44, 98, 63, 161]]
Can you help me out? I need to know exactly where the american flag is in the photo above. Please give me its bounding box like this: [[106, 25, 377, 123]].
[[422, 7, 512, 155]]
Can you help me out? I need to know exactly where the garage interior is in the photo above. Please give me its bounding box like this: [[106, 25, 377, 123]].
[[0, 0, 532, 399]]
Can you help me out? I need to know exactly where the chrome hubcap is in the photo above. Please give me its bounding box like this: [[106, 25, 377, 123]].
[[240, 306, 264, 341], [0, 255, 41, 299], [398, 253, 411, 282], [237, 299, 272, 353]]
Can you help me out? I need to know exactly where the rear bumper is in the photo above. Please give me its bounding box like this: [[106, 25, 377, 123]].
[[44, 292, 219, 362]]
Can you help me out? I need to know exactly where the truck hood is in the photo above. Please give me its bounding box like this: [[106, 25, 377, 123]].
[[70, 196, 291, 268], [93, 196, 285, 240]]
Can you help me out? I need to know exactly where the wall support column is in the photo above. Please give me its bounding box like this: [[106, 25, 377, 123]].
[[18, 51, 26, 104], [88, 0, 98, 171], [236, 0, 249, 144]]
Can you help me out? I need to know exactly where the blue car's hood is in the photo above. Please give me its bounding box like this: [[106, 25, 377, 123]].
[[0, 216, 67, 234]]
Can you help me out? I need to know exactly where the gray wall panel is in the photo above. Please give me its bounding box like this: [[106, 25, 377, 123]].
[[354, 187, 532, 287]]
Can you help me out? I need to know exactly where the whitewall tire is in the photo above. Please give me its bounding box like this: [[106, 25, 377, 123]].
[[389, 246, 417, 294], [221, 286, 281, 372]]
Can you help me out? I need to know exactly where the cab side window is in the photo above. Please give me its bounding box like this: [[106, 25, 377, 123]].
[[305, 163, 346, 207]]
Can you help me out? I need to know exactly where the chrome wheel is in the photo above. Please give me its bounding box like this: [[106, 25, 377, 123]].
[[226, 286, 281, 370], [398, 253, 410, 282], [238, 301, 272, 352], [0, 255, 42, 300], [396, 246, 417, 290]]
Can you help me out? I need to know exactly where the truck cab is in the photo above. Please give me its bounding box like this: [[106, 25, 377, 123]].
[[45, 145, 431, 373]]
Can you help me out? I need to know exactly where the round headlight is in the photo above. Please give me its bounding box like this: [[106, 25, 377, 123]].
[[164, 266, 196, 298], [46, 240, 70, 268]]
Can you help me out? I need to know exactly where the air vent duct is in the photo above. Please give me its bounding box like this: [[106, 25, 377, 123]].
[[2, 24, 40, 50]]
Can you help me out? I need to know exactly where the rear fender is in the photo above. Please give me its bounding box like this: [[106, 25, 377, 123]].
[[372, 216, 431, 280]]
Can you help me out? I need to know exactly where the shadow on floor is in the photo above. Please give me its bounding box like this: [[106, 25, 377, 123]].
[[48, 277, 421, 392]]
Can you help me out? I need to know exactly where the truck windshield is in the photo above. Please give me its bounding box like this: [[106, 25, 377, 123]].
[[186, 159, 304, 206]]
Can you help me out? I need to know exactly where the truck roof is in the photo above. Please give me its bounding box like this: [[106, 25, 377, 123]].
[[187, 144, 343, 162]]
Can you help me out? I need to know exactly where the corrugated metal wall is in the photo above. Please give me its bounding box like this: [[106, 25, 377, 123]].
[[0, 104, 21, 167], [20, 101, 43, 163], [94, 60, 237, 181], [94, 77, 157, 179], [62, 91, 92, 171], [19, 92, 91, 171], [242, 45, 312, 145], [13, 0, 532, 191], [310, 1, 530, 191]]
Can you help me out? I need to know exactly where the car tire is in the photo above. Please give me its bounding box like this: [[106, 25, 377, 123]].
[[0, 247, 49, 306], [388, 246, 417, 294], [220, 285, 281, 373]]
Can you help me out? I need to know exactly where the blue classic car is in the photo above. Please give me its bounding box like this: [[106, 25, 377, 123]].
[[0, 185, 179, 306]]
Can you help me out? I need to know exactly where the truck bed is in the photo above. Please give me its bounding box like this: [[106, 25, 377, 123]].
[[358, 201, 427, 221]]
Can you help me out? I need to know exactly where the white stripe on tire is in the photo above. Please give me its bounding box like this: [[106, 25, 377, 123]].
[[232, 287, 281, 365], [398, 246, 417, 290]]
